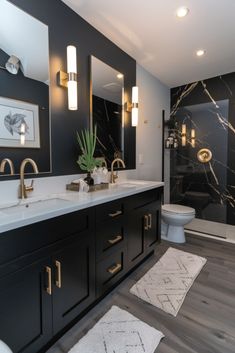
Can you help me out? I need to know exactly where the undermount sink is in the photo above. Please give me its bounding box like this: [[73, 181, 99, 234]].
[[113, 181, 151, 188], [1, 198, 71, 216]]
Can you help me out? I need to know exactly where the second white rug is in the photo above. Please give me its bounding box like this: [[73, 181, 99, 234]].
[[68, 306, 164, 353], [130, 247, 207, 316]]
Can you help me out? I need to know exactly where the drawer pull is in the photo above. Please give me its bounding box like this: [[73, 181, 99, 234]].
[[55, 260, 62, 288], [148, 214, 152, 229], [144, 215, 149, 230], [108, 210, 122, 218], [108, 235, 122, 245], [107, 263, 122, 275], [45, 266, 52, 295]]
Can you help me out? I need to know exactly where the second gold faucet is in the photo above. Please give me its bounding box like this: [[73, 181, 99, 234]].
[[19, 158, 39, 199]]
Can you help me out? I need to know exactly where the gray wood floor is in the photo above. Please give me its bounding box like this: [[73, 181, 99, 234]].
[[46, 234, 235, 353]]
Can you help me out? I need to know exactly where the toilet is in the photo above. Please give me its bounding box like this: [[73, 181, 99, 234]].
[[161, 204, 195, 243]]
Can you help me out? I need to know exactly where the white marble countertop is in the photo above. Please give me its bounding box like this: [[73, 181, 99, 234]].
[[0, 180, 164, 234]]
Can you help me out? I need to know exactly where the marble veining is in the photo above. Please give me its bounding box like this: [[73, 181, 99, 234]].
[[169, 72, 235, 228]]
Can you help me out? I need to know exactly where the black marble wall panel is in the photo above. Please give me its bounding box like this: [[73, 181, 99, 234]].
[[170, 72, 235, 225], [1, 0, 136, 180]]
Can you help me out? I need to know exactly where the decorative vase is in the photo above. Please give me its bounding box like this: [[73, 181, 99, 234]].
[[84, 172, 94, 186]]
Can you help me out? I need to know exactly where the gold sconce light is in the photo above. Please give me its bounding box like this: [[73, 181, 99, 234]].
[[181, 124, 187, 146], [58, 45, 78, 110], [191, 128, 196, 148], [126, 86, 139, 127]]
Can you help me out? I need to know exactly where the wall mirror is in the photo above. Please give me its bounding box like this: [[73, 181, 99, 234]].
[[0, 0, 51, 177], [90, 56, 124, 168]]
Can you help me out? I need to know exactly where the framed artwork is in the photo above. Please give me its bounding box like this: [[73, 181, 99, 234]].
[[0, 96, 40, 148]]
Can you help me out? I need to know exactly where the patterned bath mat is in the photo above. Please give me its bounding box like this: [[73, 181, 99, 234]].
[[130, 247, 207, 316], [68, 306, 164, 353]]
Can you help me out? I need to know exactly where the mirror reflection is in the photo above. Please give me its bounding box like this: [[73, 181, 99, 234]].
[[90, 56, 124, 168], [0, 0, 51, 176]]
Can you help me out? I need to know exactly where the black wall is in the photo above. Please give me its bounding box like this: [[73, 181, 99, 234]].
[[1, 0, 136, 179], [170, 72, 235, 225]]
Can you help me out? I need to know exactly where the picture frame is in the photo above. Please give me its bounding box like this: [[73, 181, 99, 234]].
[[0, 96, 40, 148]]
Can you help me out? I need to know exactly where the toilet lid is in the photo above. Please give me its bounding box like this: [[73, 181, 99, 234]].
[[162, 204, 195, 215]]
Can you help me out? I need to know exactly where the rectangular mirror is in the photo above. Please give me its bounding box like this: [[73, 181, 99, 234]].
[[0, 0, 51, 177], [90, 56, 124, 168]]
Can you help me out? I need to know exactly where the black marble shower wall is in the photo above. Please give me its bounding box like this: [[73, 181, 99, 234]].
[[170, 72, 235, 226]]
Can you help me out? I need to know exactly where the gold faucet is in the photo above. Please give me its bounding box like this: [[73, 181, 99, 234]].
[[110, 158, 126, 184], [19, 158, 39, 199], [0, 158, 15, 175]]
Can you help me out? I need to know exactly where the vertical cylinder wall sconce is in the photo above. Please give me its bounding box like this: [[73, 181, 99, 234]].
[[20, 123, 25, 146], [67, 46, 77, 110], [181, 123, 187, 146], [58, 45, 78, 111], [191, 128, 196, 148], [131, 86, 139, 127]]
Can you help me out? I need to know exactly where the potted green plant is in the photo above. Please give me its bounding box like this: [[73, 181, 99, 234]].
[[76, 125, 101, 185]]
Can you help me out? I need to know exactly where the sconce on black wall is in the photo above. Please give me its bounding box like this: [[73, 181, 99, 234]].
[[58, 45, 78, 110], [0, 55, 21, 75], [126, 86, 139, 127]]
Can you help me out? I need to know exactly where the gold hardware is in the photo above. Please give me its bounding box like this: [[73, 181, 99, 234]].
[[108, 235, 122, 245], [144, 215, 149, 230], [58, 70, 78, 88], [197, 148, 212, 163], [0, 158, 15, 175], [110, 158, 126, 184], [55, 260, 62, 288], [19, 158, 39, 199], [45, 266, 52, 295], [148, 214, 152, 229], [108, 263, 122, 275], [109, 210, 122, 218]]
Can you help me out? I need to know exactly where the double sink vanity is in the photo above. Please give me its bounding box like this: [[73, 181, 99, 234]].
[[0, 178, 163, 353]]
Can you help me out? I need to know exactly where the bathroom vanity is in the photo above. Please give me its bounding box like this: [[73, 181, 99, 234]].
[[0, 181, 163, 353]]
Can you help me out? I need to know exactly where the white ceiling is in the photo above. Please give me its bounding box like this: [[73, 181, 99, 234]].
[[62, 0, 235, 88]]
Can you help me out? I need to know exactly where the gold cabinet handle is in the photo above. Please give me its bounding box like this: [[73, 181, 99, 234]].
[[148, 214, 152, 229], [108, 210, 122, 218], [108, 234, 122, 245], [55, 260, 62, 288], [45, 266, 52, 295], [107, 263, 122, 275], [144, 215, 149, 230]]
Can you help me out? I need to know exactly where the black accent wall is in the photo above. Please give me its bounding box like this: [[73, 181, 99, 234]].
[[170, 72, 235, 226], [1, 0, 136, 179]]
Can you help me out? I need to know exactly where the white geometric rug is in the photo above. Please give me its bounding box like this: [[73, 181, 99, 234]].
[[68, 306, 164, 353], [130, 247, 207, 317]]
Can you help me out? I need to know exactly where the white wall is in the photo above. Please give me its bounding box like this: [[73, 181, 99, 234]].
[[133, 64, 170, 187]]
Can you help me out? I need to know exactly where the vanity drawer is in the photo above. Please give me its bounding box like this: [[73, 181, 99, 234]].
[[126, 189, 162, 211], [96, 219, 125, 259], [96, 199, 124, 223], [96, 247, 127, 295]]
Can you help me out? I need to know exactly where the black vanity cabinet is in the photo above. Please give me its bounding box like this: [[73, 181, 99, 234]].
[[0, 187, 162, 353], [0, 257, 52, 353], [52, 231, 95, 333], [126, 189, 162, 268], [0, 209, 95, 353]]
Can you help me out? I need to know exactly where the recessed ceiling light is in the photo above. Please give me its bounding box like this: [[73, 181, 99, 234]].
[[196, 49, 205, 57], [176, 6, 189, 18], [117, 73, 123, 79]]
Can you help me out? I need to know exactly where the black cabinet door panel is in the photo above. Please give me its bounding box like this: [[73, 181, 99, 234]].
[[52, 232, 95, 333], [145, 201, 161, 250], [0, 259, 52, 353]]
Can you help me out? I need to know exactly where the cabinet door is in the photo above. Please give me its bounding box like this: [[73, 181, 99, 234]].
[[52, 232, 95, 333], [145, 201, 161, 251], [126, 208, 145, 267], [0, 259, 52, 353]]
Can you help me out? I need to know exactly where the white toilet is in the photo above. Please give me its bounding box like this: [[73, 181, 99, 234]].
[[161, 204, 195, 243]]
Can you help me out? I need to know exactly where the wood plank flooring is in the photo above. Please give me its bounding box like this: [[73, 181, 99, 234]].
[[46, 234, 235, 353]]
